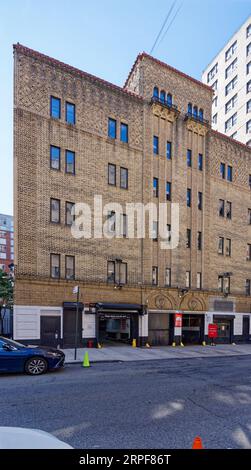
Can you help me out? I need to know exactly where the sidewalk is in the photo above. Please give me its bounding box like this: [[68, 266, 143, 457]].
[[63, 343, 251, 364]]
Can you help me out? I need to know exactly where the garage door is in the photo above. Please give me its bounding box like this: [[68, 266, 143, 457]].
[[148, 313, 169, 346]]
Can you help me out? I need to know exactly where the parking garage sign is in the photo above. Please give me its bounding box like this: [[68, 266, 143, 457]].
[[175, 313, 183, 328]]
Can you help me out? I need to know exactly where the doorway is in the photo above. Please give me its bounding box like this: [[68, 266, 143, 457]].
[[97, 313, 138, 346], [243, 317, 250, 343], [40, 316, 61, 347], [182, 314, 204, 345], [63, 308, 82, 348], [214, 318, 233, 344]]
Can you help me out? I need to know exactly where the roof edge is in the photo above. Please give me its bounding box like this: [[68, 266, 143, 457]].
[[124, 52, 213, 93], [211, 129, 251, 151], [13, 43, 144, 102]]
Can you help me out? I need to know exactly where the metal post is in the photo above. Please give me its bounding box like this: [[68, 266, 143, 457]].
[[74, 287, 80, 361]]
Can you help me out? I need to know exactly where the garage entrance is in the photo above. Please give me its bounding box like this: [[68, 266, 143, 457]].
[[182, 314, 204, 345], [148, 313, 170, 346], [214, 316, 233, 344]]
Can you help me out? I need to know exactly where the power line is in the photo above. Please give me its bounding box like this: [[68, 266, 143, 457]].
[[150, 1, 177, 55], [156, 2, 183, 50]]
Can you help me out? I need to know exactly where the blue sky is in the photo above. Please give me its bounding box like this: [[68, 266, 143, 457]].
[[0, 0, 250, 216]]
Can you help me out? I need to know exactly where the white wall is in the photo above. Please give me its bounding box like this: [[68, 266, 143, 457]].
[[82, 310, 96, 339], [14, 305, 62, 340]]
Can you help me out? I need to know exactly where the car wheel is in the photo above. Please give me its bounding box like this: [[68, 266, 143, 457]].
[[25, 357, 48, 375]]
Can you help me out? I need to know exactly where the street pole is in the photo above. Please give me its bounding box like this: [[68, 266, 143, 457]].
[[74, 286, 80, 361]]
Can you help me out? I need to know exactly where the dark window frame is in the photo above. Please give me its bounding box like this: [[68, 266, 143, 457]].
[[187, 188, 191, 207], [50, 198, 60, 224], [153, 136, 159, 155], [152, 266, 158, 286], [65, 201, 75, 226], [166, 181, 172, 201], [187, 149, 192, 167], [50, 96, 61, 119], [153, 177, 159, 198], [108, 118, 117, 139], [120, 122, 129, 143], [107, 260, 115, 283], [219, 199, 225, 217], [65, 101, 76, 125], [120, 167, 128, 189], [65, 255, 75, 280], [198, 153, 203, 171], [50, 253, 60, 279], [108, 163, 116, 186], [166, 141, 172, 160], [65, 150, 76, 175], [50, 145, 61, 171]]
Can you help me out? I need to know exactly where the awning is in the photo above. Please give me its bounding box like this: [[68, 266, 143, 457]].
[[95, 303, 145, 315]]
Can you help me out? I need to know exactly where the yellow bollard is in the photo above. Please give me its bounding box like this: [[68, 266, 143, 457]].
[[180, 342, 184, 347], [97, 343, 102, 349], [132, 339, 137, 348], [82, 351, 90, 368], [145, 343, 151, 348], [172, 342, 176, 347], [202, 341, 206, 347]]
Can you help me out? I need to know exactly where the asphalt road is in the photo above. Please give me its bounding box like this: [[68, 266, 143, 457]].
[[1, 356, 251, 449]]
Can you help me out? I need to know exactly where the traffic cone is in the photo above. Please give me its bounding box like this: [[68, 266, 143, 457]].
[[82, 351, 90, 368], [192, 436, 203, 449]]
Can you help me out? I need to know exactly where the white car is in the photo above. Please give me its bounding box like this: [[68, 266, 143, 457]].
[[0, 427, 73, 449]]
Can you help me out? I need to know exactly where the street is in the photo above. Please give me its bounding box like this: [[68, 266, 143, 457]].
[[1, 356, 251, 449]]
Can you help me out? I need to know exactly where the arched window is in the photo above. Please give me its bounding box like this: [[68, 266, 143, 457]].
[[166, 93, 172, 107], [160, 90, 166, 104], [153, 87, 159, 99], [199, 108, 204, 121], [188, 103, 192, 115], [193, 106, 198, 118]]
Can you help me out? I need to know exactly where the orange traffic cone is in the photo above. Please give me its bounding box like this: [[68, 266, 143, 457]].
[[192, 436, 203, 449]]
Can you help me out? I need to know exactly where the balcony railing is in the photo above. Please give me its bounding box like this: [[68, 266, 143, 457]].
[[184, 112, 209, 126], [151, 96, 178, 112]]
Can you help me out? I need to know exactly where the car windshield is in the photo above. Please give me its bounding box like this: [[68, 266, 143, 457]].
[[0, 337, 26, 348]]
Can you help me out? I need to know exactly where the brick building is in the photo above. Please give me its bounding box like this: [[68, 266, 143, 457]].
[[13, 44, 251, 348], [0, 214, 14, 273]]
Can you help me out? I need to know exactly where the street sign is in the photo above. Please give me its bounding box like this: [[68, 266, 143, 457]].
[[208, 323, 218, 338], [73, 286, 79, 294]]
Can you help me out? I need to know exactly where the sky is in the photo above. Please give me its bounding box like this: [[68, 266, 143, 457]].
[[0, 0, 250, 216]]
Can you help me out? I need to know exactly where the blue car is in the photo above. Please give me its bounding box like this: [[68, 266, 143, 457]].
[[0, 337, 65, 375]]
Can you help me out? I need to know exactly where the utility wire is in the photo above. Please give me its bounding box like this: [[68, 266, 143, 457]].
[[156, 2, 183, 50], [150, 1, 177, 55]]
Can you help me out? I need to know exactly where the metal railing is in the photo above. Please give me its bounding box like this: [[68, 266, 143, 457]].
[[185, 112, 209, 126], [151, 96, 178, 112]]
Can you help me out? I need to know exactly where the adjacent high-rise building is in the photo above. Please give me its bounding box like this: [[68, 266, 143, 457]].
[[202, 15, 251, 146], [13, 44, 251, 349], [0, 214, 14, 272]]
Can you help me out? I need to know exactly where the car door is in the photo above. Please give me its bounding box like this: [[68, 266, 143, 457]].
[[0, 340, 27, 373]]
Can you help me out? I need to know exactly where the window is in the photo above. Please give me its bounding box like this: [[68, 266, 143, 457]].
[[51, 254, 60, 279], [50, 198, 60, 224], [219, 199, 225, 217], [167, 93, 172, 107], [227, 165, 233, 182], [225, 41, 237, 61], [121, 214, 128, 238], [225, 94, 237, 113], [165, 268, 171, 287], [153, 136, 159, 155], [0, 253, 6, 260], [166, 182, 171, 201], [66, 202, 75, 226], [185, 271, 191, 288], [152, 221, 158, 241], [187, 103, 192, 115], [199, 109, 204, 121], [218, 237, 224, 255], [226, 239, 231, 257], [108, 118, 116, 139], [166, 141, 172, 160], [120, 123, 128, 143], [247, 80, 251, 93], [198, 153, 203, 171], [218, 275, 224, 292], [246, 279, 251, 296], [152, 267, 158, 286], [212, 113, 217, 124], [153, 178, 159, 198], [231, 132, 237, 139], [107, 211, 116, 234], [117, 262, 127, 285], [213, 96, 218, 107], [186, 229, 191, 248], [187, 149, 192, 167], [225, 113, 237, 131], [198, 192, 203, 210], [247, 244, 251, 261], [160, 90, 166, 103], [212, 80, 218, 91], [153, 87, 159, 99], [50, 96, 61, 119], [247, 62, 251, 75], [220, 162, 226, 179], [107, 261, 115, 283], [193, 106, 198, 118], [65, 256, 75, 280], [225, 58, 237, 79], [197, 272, 202, 290], [247, 100, 251, 113], [166, 224, 171, 243], [226, 201, 232, 220], [248, 208, 251, 225], [50, 146, 60, 170], [247, 120, 251, 134], [65, 150, 75, 174], [225, 76, 237, 96], [66, 102, 75, 124], [249, 175, 251, 189], [247, 25, 251, 38], [197, 232, 202, 251], [120, 167, 128, 189], [187, 188, 191, 207], [108, 163, 116, 185], [207, 63, 218, 82], [247, 43, 251, 57]]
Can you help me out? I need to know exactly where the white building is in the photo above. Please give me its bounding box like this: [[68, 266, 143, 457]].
[[202, 15, 251, 146]]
